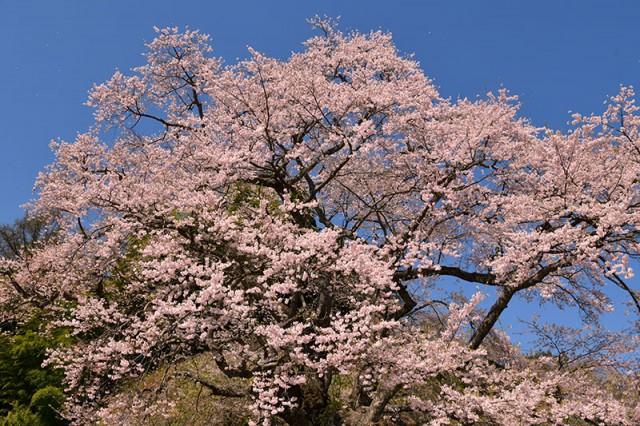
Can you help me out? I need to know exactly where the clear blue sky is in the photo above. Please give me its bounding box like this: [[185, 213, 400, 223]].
[[1, 0, 639, 346]]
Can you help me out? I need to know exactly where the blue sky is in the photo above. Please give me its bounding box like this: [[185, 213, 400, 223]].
[[1, 0, 640, 347]]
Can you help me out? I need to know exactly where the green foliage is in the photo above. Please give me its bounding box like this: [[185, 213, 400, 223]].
[[0, 319, 67, 425], [29, 387, 65, 426], [0, 405, 42, 426]]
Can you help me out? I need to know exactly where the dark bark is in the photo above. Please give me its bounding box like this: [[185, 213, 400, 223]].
[[280, 374, 339, 426], [468, 286, 516, 350], [469, 260, 567, 349]]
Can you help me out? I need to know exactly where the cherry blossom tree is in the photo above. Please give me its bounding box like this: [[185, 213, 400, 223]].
[[1, 18, 640, 425]]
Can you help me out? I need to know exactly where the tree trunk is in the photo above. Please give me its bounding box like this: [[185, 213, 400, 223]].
[[280, 374, 342, 426]]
